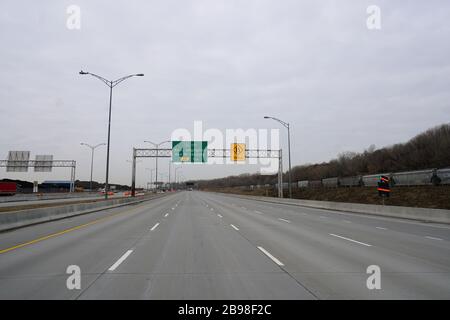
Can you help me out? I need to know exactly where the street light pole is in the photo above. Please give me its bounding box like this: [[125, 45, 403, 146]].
[[264, 116, 293, 198], [144, 140, 170, 192], [79, 70, 144, 199], [80, 142, 106, 192], [168, 161, 171, 190], [174, 167, 181, 189], [145, 168, 155, 191]]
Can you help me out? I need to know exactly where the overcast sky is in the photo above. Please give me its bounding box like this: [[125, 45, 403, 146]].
[[0, 0, 449, 187]]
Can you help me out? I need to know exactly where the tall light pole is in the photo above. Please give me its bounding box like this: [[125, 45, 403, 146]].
[[264, 116, 293, 198], [174, 167, 182, 190], [168, 161, 172, 190], [144, 140, 170, 191], [145, 168, 155, 191], [158, 172, 168, 190], [79, 70, 144, 199], [80, 142, 106, 192]]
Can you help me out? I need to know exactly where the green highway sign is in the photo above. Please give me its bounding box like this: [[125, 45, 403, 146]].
[[172, 141, 208, 163]]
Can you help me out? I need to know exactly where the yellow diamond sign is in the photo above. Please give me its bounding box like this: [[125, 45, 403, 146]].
[[231, 143, 246, 161]]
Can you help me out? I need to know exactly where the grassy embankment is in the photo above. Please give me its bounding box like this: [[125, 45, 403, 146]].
[[203, 186, 450, 210]]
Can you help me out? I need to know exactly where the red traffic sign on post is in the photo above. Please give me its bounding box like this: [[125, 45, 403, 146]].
[[377, 175, 391, 197]]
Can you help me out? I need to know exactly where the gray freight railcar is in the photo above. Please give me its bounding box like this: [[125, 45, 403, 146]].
[[298, 180, 309, 188], [362, 173, 391, 187], [436, 168, 450, 184], [392, 169, 436, 186], [322, 177, 339, 188], [309, 180, 322, 188], [281, 182, 291, 189], [339, 176, 362, 187]]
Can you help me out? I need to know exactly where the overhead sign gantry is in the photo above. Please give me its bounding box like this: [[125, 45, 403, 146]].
[[130, 143, 283, 198], [0, 151, 76, 192]]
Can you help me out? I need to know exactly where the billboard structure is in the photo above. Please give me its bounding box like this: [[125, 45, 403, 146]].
[[34, 155, 53, 172], [6, 151, 30, 172], [1, 151, 76, 192]]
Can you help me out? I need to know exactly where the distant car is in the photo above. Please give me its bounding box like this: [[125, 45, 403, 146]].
[[100, 189, 114, 196], [188, 188, 193, 191]]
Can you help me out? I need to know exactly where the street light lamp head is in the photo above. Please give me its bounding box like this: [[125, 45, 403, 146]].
[[264, 116, 270, 119], [79, 70, 88, 75], [136, 73, 144, 76]]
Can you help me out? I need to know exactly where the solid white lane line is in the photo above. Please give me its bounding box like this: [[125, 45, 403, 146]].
[[254, 210, 264, 214], [164, 213, 169, 218], [343, 220, 352, 223], [376, 227, 387, 230], [425, 236, 443, 241], [278, 218, 291, 223], [230, 224, 239, 231], [218, 214, 223, 218], [329, 233, 372, 247], [150, 223, 160, 231], [257, 246, 284, 266], [108, 250, 133, 271], [171, 207, 175, 210]]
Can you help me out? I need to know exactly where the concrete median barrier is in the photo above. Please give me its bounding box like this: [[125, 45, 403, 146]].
[[0, 194, 168, 232], [217, 193, 450, 224]]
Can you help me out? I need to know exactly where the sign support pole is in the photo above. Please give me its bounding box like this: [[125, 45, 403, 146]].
[[72, 163, 76, 192], [278, 149, 283, 198], [131, 148, 136, 197]]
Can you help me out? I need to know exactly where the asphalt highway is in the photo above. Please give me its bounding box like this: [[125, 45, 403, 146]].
[[0, 191, 449, 299]]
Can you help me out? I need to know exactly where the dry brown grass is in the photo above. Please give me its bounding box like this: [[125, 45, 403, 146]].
[[204, 186, 450, 210]]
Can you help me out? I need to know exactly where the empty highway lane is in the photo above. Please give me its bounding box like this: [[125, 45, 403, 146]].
[[0, 191, 449, 299]]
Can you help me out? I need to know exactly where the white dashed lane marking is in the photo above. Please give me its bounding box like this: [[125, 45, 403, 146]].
[[108, 250, 133, 271], [257, 246, 284, 266], [425, 236, 443, 241], [329, 233, 372, 247]]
